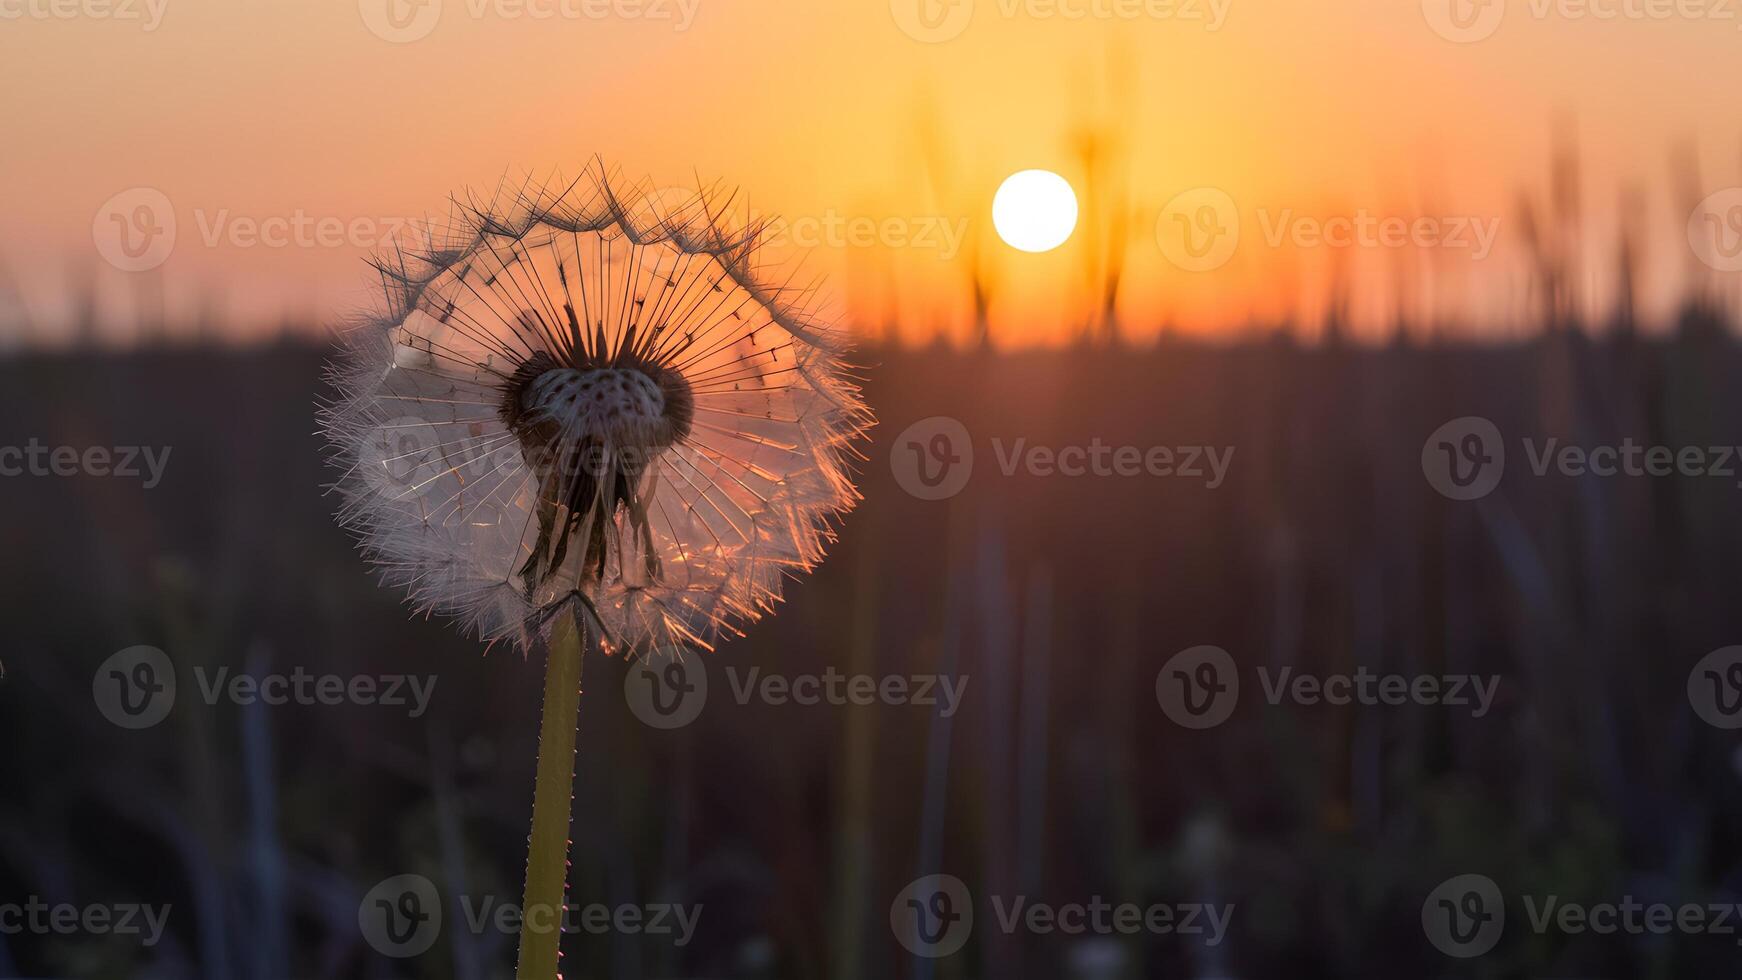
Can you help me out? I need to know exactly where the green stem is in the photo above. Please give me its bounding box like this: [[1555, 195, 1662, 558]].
[[516, 612, 585, 980]]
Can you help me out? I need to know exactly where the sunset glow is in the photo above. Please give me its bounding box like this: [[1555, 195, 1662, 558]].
[[993, 170, 1079, 253], [4, 0, 1742, 346]]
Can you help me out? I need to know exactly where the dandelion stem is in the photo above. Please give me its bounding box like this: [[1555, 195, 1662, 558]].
[[516, 611, 585, 980]]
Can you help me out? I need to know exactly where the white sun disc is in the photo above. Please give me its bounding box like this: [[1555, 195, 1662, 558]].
[[992, 170, 1079, 253]]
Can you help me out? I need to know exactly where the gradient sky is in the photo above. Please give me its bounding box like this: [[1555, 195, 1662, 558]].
[[4, 0, 1742, 346]]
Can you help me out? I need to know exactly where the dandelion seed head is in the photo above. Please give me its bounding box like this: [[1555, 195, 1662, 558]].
[[323, 165, 873, 655]]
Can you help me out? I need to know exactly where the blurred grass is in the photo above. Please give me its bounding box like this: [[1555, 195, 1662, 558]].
[[1, 329, 1741, 978]]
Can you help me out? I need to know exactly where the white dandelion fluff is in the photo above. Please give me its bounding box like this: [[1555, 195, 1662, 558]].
[[323, 167, 873, 655]]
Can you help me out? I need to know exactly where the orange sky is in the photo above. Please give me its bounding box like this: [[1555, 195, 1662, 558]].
[[3, 0, 1742, 347]]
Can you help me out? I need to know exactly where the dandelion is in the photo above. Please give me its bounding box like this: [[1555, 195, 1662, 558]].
[[321, 165, 872, 978]]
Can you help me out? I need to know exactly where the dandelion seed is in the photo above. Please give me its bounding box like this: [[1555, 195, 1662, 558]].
[[323, 165, 873, 656], [321, 164, 873, 980]]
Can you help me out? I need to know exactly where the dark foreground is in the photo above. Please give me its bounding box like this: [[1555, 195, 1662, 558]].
[[3, 332, 1742, 979]]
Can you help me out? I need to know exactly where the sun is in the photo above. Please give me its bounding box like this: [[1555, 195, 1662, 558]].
[[992, 170, 1079, 253]]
